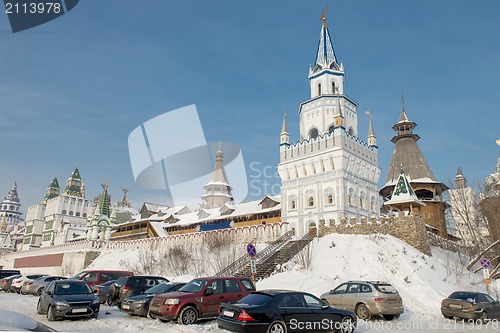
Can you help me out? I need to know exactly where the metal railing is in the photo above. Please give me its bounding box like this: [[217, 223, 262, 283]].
[[214, 229, 293, 277]]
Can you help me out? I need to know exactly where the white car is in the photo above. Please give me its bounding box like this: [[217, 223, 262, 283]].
[[10, 274, 47, 293]]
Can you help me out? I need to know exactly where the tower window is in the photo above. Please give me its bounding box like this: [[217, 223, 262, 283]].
[[308, 197, 314, 207], [318, 83, 322, 96], [328, 125, 334, 133], [332, 81, 336, 94], [328, 194, 333, 204], [309, 128, 319, 139], [291, 200, 296, 209]]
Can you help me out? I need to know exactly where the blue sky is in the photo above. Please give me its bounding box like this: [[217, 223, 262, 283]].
[[0, 0, 499, 212]]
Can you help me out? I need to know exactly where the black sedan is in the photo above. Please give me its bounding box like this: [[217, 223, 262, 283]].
[[217, 290, 357, 333], [121, 282, 186, 317], [441, 291, 500, 323], [37, 280, 100, 321]]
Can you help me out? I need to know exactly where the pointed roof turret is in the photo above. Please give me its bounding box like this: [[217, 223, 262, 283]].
[[97, 180, 111, 217], [455, 166, 467, 189], [44, 177, 60, 202], [63, 166, 84, 197], [313, 8, 339, 73], [384, 165, 425, 208], [200, 146, 234, 209], [4, 182, 20, 203], [366, 109, 377, 147], [281, 111, 288, 134]]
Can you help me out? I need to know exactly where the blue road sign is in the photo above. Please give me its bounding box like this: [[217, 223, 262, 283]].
[[246, 243, 257, 257], [480, 258, 491, 269]]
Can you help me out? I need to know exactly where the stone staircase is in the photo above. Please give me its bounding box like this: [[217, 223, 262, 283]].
[[215, 229, 315, 280]]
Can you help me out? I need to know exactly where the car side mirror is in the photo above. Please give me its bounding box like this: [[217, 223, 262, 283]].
[[322, 304, 329, 310], [330, 290, 335, 294], [93, 289, 98, 294], [204, 288, 213, 296]]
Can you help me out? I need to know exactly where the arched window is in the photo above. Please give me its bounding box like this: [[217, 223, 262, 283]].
[[328, 195, 333, 204], [318, 83, 322, 96], [289, 196, 297, 210], [76, 212, 80, 217], [328, 125, 334, 133], [62, 210, 67, 215], [348, 127, 354, 136], [291, 201, 296, 209], [332, 81, 336, 94], [82, 213, 87, 218], [308, 197, 314, 207], [309, 128, 319, 139], [69, 211, 74, 216]]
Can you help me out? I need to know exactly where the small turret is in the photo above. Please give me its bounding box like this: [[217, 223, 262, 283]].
[[455, 167, 466, 189], [333, 91, 344, 128], [366, 109, 377, 147], [44, 177, 60, 202], [280, 111, 289, 145]]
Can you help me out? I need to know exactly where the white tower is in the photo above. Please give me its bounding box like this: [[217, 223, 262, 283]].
[[278, 11, 381, 237], [200, 148, 234, 209], [0, 182, 24, 232]]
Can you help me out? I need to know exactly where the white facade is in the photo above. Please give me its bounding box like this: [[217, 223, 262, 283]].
[[278, 17, 381, 237], [22, 169, 93, 250]]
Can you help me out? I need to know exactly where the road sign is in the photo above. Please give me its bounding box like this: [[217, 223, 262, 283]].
[[250, 258, 257, 274], [480, 258, 491, 269], [246, 243, 257, 257], [484, 269, 490, 279]]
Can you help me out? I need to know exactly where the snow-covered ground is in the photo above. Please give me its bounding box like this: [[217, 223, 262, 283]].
[[1, 233, 498, 332]]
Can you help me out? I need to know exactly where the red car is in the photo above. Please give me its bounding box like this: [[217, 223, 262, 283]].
[[149, 277, 255, 325]]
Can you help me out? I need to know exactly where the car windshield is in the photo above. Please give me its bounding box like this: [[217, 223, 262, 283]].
[[237, 293, 273, 306], [374, 284, 398, 294], [178, 279, 208, 293], [449, 292, 477, 303], [69, 271, 88, 280], [145, 283, 173, 294], [54, 283, 92, 295]]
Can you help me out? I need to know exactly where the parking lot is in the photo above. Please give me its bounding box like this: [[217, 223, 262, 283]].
[[1, 291, 499, 333]]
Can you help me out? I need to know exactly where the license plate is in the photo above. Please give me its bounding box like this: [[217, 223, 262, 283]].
[[449, 304, 462, 309], [73, 308, 87, 313], [223, 310, 234, 318], [122, 304, 130, 310]]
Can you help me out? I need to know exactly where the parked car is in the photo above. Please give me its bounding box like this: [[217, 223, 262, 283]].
[[0, 309, 55, 332], [0, 269, 21, 279], [218, 290, 357, 333], [10, 274, 47, 293], [121, 282, 186, 317], [107, 275, 169, 307], [149, 276, 255, 325], [27, 276, 68, 296], [441, 291, 500, 323], [320, 281, 403, 320], [37, 279, 100, 321], [0, 274, 21, 292], [93, 280, 117, 304], [69, 270, 133, 287]]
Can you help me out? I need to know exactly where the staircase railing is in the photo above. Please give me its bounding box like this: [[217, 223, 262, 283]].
[[214, 229, 294, 277]]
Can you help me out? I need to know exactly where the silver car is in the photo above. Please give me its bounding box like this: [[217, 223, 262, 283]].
[[27, 276, 67, 296], [320, 280, 403, 320]]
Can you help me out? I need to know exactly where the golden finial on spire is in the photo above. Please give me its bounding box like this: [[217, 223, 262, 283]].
[[102, 180, 109, 191], [496, 139, 500, 146], [320, 7, 329, 27]]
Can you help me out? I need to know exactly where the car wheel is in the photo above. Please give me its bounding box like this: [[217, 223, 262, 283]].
[[147, 309, 157, 320], [480, 312, 488, 324], [20, 288, 27, 295], [383, 314, 395, 320], [47, 306, 56, 321], [36, 300, 43, 315], [177, 306, 198, 325], [266, 320, 287, 333], [355, 304, 370, 320], [340, 317, 355, 333]]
